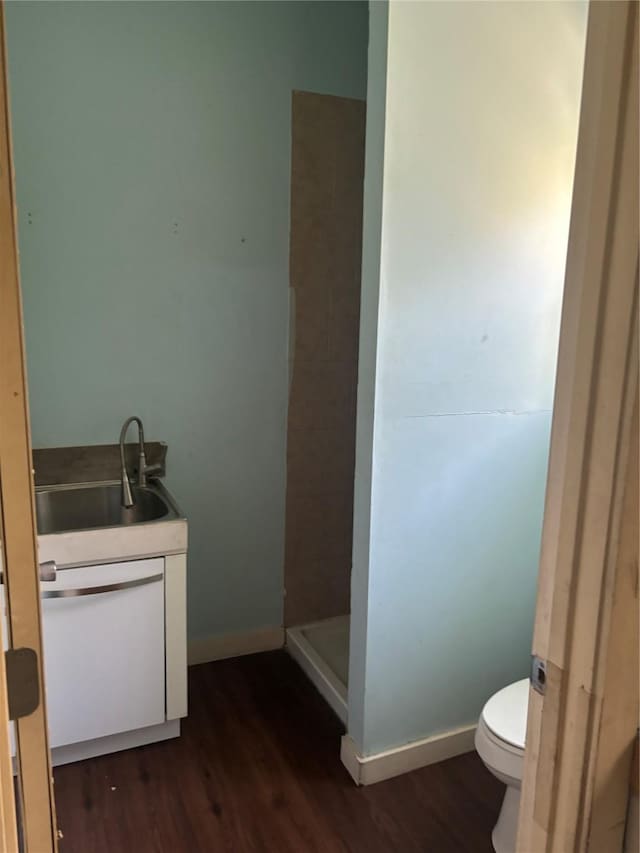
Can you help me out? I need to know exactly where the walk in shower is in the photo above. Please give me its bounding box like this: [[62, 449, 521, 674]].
[[283, 90, 365, 725]]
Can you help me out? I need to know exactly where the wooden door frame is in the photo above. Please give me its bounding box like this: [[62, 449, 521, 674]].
[[0, 4, 57, 852], [0, 641, 17, 853], [517, 2, 639, 851]]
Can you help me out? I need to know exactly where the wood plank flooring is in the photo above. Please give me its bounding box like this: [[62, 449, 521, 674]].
[[54, 652, 502, 852]]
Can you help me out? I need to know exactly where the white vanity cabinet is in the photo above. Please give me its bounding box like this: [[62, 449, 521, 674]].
[[2, 548, 187, 765], [42, 558, 166, 749]]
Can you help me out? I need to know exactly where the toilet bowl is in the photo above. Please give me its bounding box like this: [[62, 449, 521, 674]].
[[475, 679, 529, 853]]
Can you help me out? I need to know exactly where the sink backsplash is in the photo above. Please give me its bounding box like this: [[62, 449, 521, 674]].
[[33, 443, 168, 487]]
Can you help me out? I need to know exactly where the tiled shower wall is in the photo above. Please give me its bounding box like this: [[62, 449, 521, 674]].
[[284, 91, 366, 627]]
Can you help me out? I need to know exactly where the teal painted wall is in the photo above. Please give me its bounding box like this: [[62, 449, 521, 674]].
[[348, 0, 388, 755], [349, 0, 585, 756], [5, 1, 368, 642]]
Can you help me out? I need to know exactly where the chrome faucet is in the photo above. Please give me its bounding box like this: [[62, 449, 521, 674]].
[[119, 416, 158, 508]]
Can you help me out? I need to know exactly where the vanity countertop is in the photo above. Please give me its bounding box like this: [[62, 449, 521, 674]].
[[37, 479, 188, 569]]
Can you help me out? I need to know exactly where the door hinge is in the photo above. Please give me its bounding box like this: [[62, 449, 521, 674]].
[[5, 648, 40, 720], [530, 654, 547, 695]]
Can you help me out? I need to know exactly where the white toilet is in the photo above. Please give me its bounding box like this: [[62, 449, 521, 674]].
[[475, 679, 529, 853]]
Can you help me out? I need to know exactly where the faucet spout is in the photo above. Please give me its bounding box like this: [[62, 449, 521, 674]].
[[119, 416, 146, 508]]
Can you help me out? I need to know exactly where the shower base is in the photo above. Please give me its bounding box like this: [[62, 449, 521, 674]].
[[286, 615, 349, 724]]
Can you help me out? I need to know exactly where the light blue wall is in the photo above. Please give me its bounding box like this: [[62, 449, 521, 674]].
[[5, 0, 368, 642], [348, 0, 388, 753], [349, 0, 586, 756]]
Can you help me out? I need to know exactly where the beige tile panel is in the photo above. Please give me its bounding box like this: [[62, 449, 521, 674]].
[[288, 360, 357, 432], [328, 305, 361, 364], [285, 90, 365, 626], [284, 554, 351, 627], [290, 93, 336, 292], [287, 427, 356, 496], [285, 491, 354, 564], [293, 284, 329, 362]]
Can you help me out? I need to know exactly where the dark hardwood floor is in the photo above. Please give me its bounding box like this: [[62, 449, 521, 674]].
[[54, 651, 502, 852]]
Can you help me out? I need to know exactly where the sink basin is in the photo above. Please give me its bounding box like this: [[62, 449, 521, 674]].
[[35, 482, 178, 535]]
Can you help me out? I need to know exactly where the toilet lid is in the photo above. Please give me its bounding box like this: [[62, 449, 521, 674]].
[[481, 678, 529, 749]]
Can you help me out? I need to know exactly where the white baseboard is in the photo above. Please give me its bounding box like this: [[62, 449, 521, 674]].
[[188, 625, 284, 665], [341, 724, 477, 786], [51, 720, 180, 767]]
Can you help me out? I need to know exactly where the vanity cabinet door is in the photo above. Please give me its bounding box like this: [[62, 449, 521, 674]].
[[41, 558, 165, 748]]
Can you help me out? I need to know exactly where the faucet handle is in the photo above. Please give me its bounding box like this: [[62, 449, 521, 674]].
[[138, 462, 163, 487]]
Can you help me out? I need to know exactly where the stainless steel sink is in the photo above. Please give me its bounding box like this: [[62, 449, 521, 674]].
[[35, 482, 179, 535]]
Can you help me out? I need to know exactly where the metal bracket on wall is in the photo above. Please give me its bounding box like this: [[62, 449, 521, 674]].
[[530, 654, 547, 695], [5, 647, 40, 720]]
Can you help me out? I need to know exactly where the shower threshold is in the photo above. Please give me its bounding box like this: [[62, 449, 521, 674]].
[[286, 615, 349, 724]]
